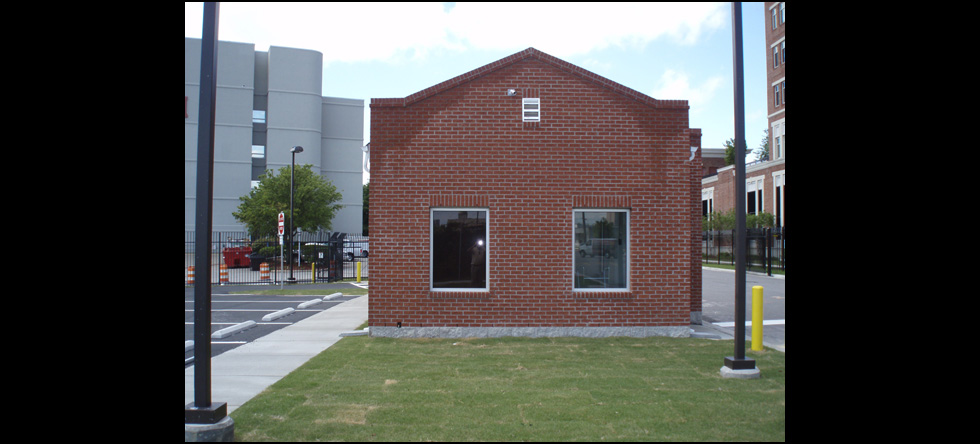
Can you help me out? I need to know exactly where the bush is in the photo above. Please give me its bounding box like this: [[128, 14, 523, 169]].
[[703, 209, 775, 231], [250, 237, 280, 258]]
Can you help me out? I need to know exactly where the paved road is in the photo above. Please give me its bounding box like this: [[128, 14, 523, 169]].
[[184, 282, 366, 366], [701, 267, 784, 352]]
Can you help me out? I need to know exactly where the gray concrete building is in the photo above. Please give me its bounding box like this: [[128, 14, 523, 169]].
[[185, 38, 364, 234]]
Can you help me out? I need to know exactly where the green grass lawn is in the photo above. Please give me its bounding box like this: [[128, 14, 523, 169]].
[[231, 335, 785, 441]]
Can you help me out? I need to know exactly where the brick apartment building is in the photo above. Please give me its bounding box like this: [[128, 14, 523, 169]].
[[368, 48, 703, 338], [702, 2, 785, 228]]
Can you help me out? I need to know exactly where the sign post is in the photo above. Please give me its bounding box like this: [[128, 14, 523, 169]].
[[279, 212, 285, 289]]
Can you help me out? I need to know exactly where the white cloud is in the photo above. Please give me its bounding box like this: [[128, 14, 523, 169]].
[[187, 2, 727, 64], [444, 2, 726, 58], [649, 69, 724, 113]]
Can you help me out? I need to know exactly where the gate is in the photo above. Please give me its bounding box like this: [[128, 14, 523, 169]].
[[313, 232, 345, 283]]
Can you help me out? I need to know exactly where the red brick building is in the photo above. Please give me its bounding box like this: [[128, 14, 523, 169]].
[[369, 48, 703, 338], [702, 2, 785, 228]]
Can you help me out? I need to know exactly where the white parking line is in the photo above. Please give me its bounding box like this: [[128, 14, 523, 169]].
[[183, 309, 324, 312], [185, 322, 293, 325]]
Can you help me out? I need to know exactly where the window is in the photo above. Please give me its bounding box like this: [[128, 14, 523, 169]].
[[780, 2, 785, 24], [773, 46, 779, 68], [746, 177, 764, 215], [774, 83, 781, 107], [574, 210, 628, 290], [431, 209, 488, 290], [252, 110, 266, 124], [771, 120, 784, 160], [771, 7, 777, 29], [781, 80, 785, 105], [772, 172, 785, 228], [251, 145, 265, 158], [522, 98, 540, 122], [780, 41, 785, 64], [702, 189, 714, 221]]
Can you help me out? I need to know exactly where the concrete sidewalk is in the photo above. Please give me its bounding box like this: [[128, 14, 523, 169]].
[[184, 294, 369, 414]]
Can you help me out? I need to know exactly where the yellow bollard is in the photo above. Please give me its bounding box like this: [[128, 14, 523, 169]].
[[752, 286, 764, 351], [356, 262, 362, 283]]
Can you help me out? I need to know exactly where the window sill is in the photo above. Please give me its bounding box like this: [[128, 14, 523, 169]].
[[572, 290, 632, 299], [430, 289, 492, 299]]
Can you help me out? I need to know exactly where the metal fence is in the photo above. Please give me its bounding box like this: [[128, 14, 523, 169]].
[[184, 231, 369, 286], [702, 227, 785, 275]]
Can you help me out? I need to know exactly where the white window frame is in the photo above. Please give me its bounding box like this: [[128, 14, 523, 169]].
[[430, 207, 490, 292], [572, 209, 629, 292], [772, 170, 785, 228], [522, 98, 540, 122], [771, 118, 785, 160], [746, 176, 765, 215], [702, 188, 715, 220]]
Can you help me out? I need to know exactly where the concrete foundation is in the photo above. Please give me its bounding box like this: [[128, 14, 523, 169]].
[[184, 416, 234, 442], [370, 326, 690, 338]]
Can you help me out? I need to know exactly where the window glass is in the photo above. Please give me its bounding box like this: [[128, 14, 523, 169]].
[[574, 210, 628, 290], [252, 110, 266, 124], [432, 210, 487, 289]]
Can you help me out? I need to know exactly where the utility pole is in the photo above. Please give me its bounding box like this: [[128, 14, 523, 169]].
[[723, 1, 758, 377]]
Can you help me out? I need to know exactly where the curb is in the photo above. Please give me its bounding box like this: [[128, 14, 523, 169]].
[[212, 320, 256, 339], [262, 308, 295, 322]]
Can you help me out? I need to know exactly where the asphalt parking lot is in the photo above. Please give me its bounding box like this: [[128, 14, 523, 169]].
[[184, 284, 364, 367]]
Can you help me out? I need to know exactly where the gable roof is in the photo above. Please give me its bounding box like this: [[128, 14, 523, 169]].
[[371, 47, 688, 110]]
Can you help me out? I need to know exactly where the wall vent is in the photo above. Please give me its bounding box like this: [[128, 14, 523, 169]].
[[522, 98, 540, 122]]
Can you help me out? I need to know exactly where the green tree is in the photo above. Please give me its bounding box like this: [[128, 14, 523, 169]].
[[233, 164, 344, 238], [753, 129, 770, 162], [723, 138, 750, 166]]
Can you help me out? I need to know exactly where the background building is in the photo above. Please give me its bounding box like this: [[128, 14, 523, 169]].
[[185, 38, 364, 234], [369, 48, 703, 338], [765, 1, 785, 227], [701, 2, 785, 228]]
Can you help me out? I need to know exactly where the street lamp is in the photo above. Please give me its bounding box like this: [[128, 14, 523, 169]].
[[288, 145, 303, 282]]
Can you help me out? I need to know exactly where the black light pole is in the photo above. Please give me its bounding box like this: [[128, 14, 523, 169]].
[[288, 145, 303, 282], [724, 1, 756, 372], [186, 1, 228, 424]]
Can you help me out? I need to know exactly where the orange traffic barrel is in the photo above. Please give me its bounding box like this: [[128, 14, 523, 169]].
[[187, 266, 195, 285], [260, 262, 270, 281], [219, 264, 229, 285]]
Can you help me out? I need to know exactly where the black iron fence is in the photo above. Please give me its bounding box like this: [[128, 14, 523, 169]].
[[184, 231, 369, 286], [702, 227, 785, 275]]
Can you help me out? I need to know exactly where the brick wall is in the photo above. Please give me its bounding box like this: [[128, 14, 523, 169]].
[[369, 49, 701, 334]]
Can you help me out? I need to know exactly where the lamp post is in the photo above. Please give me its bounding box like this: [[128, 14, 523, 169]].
[[288, 145, 303, 282]]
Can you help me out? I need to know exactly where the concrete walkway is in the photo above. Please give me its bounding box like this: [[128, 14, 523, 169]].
[[184, 294, 369, 413]]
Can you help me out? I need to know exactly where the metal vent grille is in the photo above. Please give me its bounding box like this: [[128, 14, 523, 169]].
[[522, 98, 540, 122]]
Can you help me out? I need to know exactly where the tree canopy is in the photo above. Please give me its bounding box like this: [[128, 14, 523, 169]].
[[233, 164, 343, 238]]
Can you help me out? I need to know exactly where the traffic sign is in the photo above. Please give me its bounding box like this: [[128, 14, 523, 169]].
[[278, 212, 285, 236]]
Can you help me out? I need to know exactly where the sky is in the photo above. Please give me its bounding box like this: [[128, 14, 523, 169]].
[[186, 2, 770, 183]]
